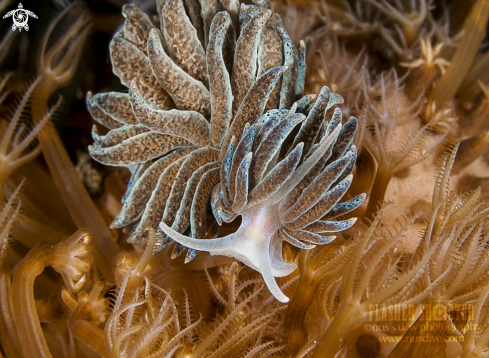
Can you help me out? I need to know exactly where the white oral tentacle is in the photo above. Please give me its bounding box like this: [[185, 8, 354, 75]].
[[159, 222, 236, 251]]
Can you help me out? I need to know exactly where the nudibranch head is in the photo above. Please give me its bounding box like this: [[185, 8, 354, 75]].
[[86, 0, 366, 302]]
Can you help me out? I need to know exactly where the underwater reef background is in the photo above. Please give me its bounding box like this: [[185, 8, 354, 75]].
[[0, 0, 489, 357]]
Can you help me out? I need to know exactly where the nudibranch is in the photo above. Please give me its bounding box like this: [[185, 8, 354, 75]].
[[86, 0, 365, 302]]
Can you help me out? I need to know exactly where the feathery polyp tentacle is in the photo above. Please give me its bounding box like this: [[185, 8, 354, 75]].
[[0, 87, 59, 188], [0, 79, 37, 155]]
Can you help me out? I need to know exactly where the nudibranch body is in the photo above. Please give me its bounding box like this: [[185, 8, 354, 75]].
[[86, 0, 365, 302]]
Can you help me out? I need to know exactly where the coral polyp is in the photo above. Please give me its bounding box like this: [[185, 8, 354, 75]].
[[87, 0, 364, 301]]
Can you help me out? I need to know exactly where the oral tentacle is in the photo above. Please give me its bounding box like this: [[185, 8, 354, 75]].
[[159, 221, 235, 251]]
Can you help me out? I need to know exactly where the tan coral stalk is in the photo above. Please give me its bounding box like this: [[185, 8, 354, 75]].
[[62, 281, 110, 358], [427, 0, 489, 119], [0, 187, 22, 358], [453, 130, 489, 174], [12, 229, 92, 358], [364, 170, 391, 220], [360, 71, 444, 219], [0, 248, 21, 358], [8, 161, 76, 234], [31, 4, 118, 280], [32, 118, 117, 281], [69, 317, 107, 358], [284, 242, 353, 355], [458, 50, 489, 105], [363, 119, 442, 220], [465, 80, 489, 136]]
